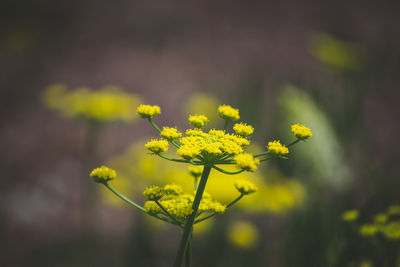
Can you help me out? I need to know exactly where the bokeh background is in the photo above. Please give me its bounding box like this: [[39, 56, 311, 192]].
[[1, 0, 400, 266]]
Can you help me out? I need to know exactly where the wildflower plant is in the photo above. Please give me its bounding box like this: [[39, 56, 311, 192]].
[[91, 104, 311, 266]]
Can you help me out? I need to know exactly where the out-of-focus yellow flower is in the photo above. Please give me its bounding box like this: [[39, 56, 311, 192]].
[[267, 140, 289, 155], [234, 153, 259, 172], [136, 104, 161, 119], [164, 184, 183, 195], [218, 105, 240, 121], [160, 127, 182, 140], [359, 261, 373, 267], [374, 213, 388, 224], [145, 139, 169, 154], [360, 224, 378, 237], [188, 114, 209, 128], [90, 166, 116, 183], [233, 123, 254, 137], [387, 205, 400, 215], [234, 180, 257, 195], [342, 209, 359, 222], [43, 84, 141, 122], [188, 166, 203, 178], [291, 124, 312, 140], [381, 222, 400, 240], [227, 221, 259, 249]]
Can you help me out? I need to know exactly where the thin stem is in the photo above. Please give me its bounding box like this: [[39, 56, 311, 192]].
[[104, 184, 147, 213], [212, 165, 245, 175], [226, 194, 244, 208], [259, 157, 274, 162], [223, 120, 229, 131], [155, 200, 181, 225], [286, 139, 300, 147], [194, 194, 244, 224], [253, 151, 270, 158], [193, 177, 199, 191], [185, 237, 192, 267], [173, 166, 212, 267], [158, 153, 190, 163]]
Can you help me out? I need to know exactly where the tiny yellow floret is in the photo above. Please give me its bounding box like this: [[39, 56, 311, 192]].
[[267, 140, 289, 155], [291, 124, 312, 140], [160, 127, 182, 140], [90, 166, 116, 183], [164, 184, 183, 195], [188, 166, 203, 177], [234, 180, 258, 195], [234, 153, 260, 172], [233, 123, 254, 137], [189, 114, 209, 128], [145, 139, 169, 154], [143, 185, 165, 201], [342, 209, 359, 222], [218, 105, 240, 121], [136, 104, 161, 119]]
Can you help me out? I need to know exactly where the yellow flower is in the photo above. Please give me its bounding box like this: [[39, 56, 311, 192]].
[[136, 104, 161, 119], [341, 209, 359, 222], [188, 166, 203, 178], [382, 222, 400, 240], [227, 221, 259, 249], [160, 127, 182, 140], [90, 166, 116, 183], [218, 105, 240, 121], [143, 185, 165, 201], [234, 153, 259, 172], [267, 140, 289, 155], [374, 213, 388, 224], [359, 261, 373, 267], [189, 114, 209, 128], [233, 123, 254, 137], [43, 85, 141, 122], [164, 184, 183, 195], [145, 139, 169, 154], [387, 205, 400, 215], [359, 224, 378, 237], [234, 180, 258, 195], [291, 124, 312, 139]]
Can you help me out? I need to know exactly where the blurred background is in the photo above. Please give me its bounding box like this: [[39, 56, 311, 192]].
[[1, 0, 400, 266]]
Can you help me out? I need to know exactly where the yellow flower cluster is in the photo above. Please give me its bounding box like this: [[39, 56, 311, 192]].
[[189, 114, 209, 128], [136, 104, 161, 119], [267, 140, 289, 155], [177, 129, 250, 161], [234, 153, 260, 172], [43, 84, 141, 122], [291, 123, 312, 139], [188, 166, 203, 177], [164, 184, 183, 195], [143, 185, 165, 200], [341, 209, 359, 222], [234, 180, 258, 195], [360, 224, 379, 237], [144, 185, 225, 219], [145, 139, 169, 154], [233, 123, 254, 137], [160, 127, 182, 140], [381, 222, 400, 240], [90, 166, 117, 183], [218, 105, 240, 121]]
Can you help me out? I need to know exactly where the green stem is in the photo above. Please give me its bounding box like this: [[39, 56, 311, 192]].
[[287, 139, 300, 147], [155, 200, 181, 225], [212, 165, 245, 175], [185, 237, 192, 267], [223, 120, 229, 131], [104, 184, 147, 213], [253, 151, 270, 158], [173, 166, 212, 267], [226, 194, 244, 208], [259, 157, 274, 162], [158, 154, 190, 163]]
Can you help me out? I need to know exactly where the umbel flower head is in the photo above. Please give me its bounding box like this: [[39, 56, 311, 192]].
[[189, 114, 209, 128], [136, 104, 161, 119], [234, 153, 259, 172], [145, 139, 169, 154], [90, 166, 116, 183], [218, 105, 240, 121], [291, 123, 312, 140], [234, 180, 258, 195], [267, 140, 289, 155]]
